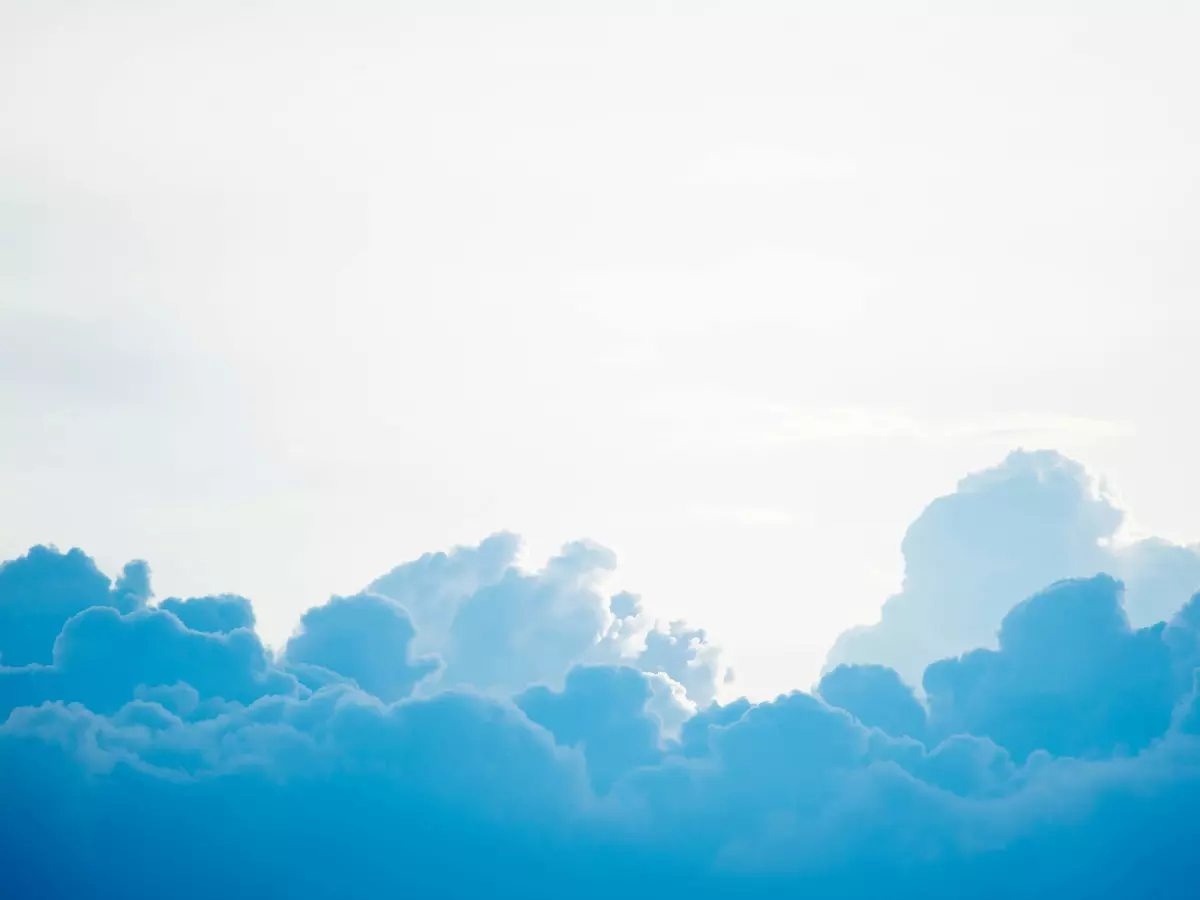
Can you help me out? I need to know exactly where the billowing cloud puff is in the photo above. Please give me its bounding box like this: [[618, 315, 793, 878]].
[[370, 537, 731, 706], [0, 689, 594, 900], [518, 665, 671, 792], [159, 594, 255, 634], [0, 604, 296, 719], [585, 591, 733, 709], [283, 592, 439, 701], [644, 670, 698, 740], [439, 540, 616, 694], [825, 450, 1200, 685], [367, 531, 520, 655], [677, 695, 754, 758], [817, 663, 927, 741], [923, 575, 1182, 761], [4, 451, 1200, 896], [0, 546, 149, 666], [1165, 592, 1200, 678], [633, 621, 732, 709]]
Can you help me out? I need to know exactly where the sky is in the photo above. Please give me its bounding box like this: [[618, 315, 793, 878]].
[[3, 2, 1200, 701], [8, 5, 1200, 897]]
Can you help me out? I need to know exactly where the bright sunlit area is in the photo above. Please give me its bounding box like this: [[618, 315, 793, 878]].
[[6, 6, 1198, 700], [4, 8, 1200, 895]]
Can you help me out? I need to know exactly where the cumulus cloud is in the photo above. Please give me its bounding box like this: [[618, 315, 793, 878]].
[[632, 621, 732, 709], [159, 594, 255, 634], [4, 451, 1200, 896], [825, 449, 1200, 685], [369, 536, 731, 706], [1165, 592, 1200, 678], [367, 531, 520, 655], [0, 545, 147, 666], [0, 604, 296, 720], [0, 689, 593, 899], [923, 575, 1185, 761], [517, 665, 670, 792], [584, 591, 733, 709], [817, 663, 927, 741], [439, 540, 616, 694], [283, 592, 439, 702]]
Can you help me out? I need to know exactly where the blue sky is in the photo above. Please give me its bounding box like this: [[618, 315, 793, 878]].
[[3, 4, 1200, 895]]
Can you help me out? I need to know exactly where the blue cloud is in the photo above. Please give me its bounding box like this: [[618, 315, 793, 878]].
[[439, 540, 616, 693], [368, 531, 521, 656], [0, 603, 296, 719], [825, 450, 1200, 684], [817, 662, 927, 741], [283, 592, 439, 702], [0, 545, 147, 665], [635, 620, 731, 708], [517, 664, 674, 791], [159, 593, 255, 634], [3, 452, 1200, 897], [923, 575, 1181, 761], [369, 537, 732, 706]]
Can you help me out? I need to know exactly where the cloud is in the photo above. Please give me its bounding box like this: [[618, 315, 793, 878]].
[[1165, 592, 1200, 678], [517, 665, 671, 792], [0, 689, 593, 900], [923, 575, 1182, 761], [435, 540, 616, 694], [159, 594, 255, 634], [0, 545, 147, 666], [0, 604, 296, 720], [825, 449, 1200, 685], [369, 536, 731, 707], [644, 670, 698, 741], [817, 663, 927, 741], [4, 452, 1200, 895], [677, 695, 754, 758], [283, 592, 439, 702], [632, 622, 733, 709], [1119, 536, 1200, 625], [367, 531, 520, 656]]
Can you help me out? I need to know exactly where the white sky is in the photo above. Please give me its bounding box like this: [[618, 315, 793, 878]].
[[3, 2, 1198, 699]]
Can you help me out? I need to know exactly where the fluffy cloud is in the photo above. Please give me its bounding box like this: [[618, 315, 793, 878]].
[[367, 531, 521, 656], [4, 451, 1200, 896], [369, 536, 731, 705], [158, 594, 255, 634], [283, 592, 439, 701], [0, 604, 296, 719], [0, 689, 594, 899], [632, 620, 732, 709], [923, 575, 1187, 761], [517, 665, 670, 792], [438, 540, 616, 694], [825, 450, 1200, 685], [0, 546, 149, 666], [817, 663, 927, 741]]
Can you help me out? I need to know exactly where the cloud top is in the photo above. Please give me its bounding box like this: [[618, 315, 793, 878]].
[[3, 451, 1200, 897]]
